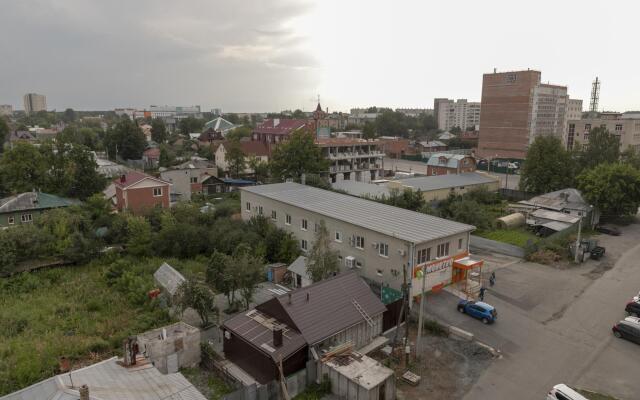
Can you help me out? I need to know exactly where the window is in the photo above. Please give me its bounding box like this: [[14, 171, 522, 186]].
[[21, 214, 33, 223], [153, 187, 162, 197], [246, 202, 251, 212], [379, 242, 389, 257], [458, 238, 463, 250], [335, 231, 342, 242], [584, 123, 591, 132], [616, 124, 623, 132], [190, 177, 198, 183], [436, 242, 449, 258], [258, 206, 263, 215], [285, 214, 291, 225], [355, 235, 365, 249], [301, 239, 308, 252], [271, 210, 277, 220], [301, 219, 308, 231], [8, 216, 15, 225], [417, 248, 431, 264], [314, 223, 319, 233]]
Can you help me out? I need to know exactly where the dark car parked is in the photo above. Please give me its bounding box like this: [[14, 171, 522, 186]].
[[596, 225, 621, 236], [612, 321, 640, 344], [626, 300, 640, 317]]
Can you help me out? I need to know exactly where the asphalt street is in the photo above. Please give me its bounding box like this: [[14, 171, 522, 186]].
[[419, 224, 640, 400]]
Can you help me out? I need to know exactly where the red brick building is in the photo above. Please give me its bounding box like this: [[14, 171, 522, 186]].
[[114, 171, 171, 214], [252, 118, 310, 144]]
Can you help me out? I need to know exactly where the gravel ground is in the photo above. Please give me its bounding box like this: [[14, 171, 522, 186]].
[[372, 325, 495, 400]]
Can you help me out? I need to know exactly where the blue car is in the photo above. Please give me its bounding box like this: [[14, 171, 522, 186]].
[[457, 300, 497, 324]]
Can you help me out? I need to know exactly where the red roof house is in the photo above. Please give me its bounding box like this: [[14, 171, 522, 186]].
[[252, 118, 309, 144], [113, 172, 171, 214]]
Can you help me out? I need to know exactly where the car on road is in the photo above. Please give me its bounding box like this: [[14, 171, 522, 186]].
[[612, 320, 640, 344], [546, 384, 588, 400], [624, 316, 640, 325], [457, 300, 497, 324], [633, 291, 640, 303], [595, 225, 621, 236], [625, 300, 640, 317]]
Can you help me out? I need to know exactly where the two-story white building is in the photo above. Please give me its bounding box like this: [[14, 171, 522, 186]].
[[241, 182, 478, 303]]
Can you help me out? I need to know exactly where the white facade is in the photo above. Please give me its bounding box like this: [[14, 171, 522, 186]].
[[0, 104, 13, 116], [149, 105, 202, 119], [435, 99, 481, 131], [529, 85, 568, 144]]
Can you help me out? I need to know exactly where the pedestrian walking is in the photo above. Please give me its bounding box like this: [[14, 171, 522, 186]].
[[489, 275, 495, 287], [490, 271, 496, 282], [479, 287, 486, 301]]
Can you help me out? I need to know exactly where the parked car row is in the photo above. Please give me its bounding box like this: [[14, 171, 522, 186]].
[[612, 297, 640, 344]]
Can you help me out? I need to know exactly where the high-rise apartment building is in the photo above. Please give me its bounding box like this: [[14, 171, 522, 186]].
[[477, 70, 570, 159], [23, 93, 47, 115], [562, 99, 583, 147], [433, 99, 481, 131]]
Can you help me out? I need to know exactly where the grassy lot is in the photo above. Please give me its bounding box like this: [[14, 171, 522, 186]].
[[0, 256, 207, 396], [475, 228, 538, 248], [181, 367, 234, 400]]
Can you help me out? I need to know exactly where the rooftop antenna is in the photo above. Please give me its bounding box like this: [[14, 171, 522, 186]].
[[589, 77, 600, 112]]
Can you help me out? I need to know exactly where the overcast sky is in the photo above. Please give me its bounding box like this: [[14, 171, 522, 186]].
[[1, 0, 638, 113]]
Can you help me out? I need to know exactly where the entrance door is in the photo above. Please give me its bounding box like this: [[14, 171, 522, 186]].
[[379, 382, 386, 400]]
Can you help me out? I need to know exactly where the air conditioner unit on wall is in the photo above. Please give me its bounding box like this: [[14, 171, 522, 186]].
[[398, 249, 406, 256], [345, 256, 355, 269]]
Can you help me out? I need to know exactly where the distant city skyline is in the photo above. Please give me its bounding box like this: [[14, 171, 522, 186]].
[[1, 0, 638, 113]]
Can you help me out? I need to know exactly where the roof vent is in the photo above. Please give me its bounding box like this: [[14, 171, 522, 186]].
[[273, 326, 283, 347]]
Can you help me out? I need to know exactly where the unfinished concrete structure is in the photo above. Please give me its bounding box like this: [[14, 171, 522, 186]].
[[137, 322, 201, 374]]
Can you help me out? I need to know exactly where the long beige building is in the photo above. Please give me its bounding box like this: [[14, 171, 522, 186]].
[[241, 183, 476, 301], [566, 112, 640, 152]]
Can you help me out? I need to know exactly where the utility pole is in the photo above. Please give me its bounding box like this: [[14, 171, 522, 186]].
[[416, 263, 427, 359], [574, 215, 583, 263]]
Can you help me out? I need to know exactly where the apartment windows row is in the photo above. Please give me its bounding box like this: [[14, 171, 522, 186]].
[[415, 238, 463, 265]]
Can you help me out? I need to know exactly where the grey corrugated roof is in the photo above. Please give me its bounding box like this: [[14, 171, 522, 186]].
[[0, 192, 78, 214], [520, 188, 590, 212], [1, 357, 206, 400], [263, 272, 387, 346], [426, 153, 468, 168], [331, 181, 390, 199], [243, 182, 474, 243], [396, 173, 497, 192]]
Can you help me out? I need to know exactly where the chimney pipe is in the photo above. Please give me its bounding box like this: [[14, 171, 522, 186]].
[[79, 384, 89, 400], [273, 326, 283, 347]]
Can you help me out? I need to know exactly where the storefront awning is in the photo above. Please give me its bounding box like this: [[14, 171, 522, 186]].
[[453, 257, 483, 271]]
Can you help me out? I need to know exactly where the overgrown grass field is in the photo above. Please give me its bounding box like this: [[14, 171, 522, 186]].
[[475, 228, 539, 248], [0, 256, 206, 396]]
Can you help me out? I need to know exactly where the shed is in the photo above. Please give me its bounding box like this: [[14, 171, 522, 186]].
[[320, 351, 395, 400], [496, 212, 525, 228], [153, 262, 186, 296], [266, 262, 288, 284], [137, 322, 201, 374], [287, 256, 312, 288]]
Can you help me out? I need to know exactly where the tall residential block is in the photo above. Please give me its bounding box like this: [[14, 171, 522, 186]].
[[0, 104, 13, 116], [23, 93, 47, 115], [478, 70, 570, 159], [433, 98, 481, 131]]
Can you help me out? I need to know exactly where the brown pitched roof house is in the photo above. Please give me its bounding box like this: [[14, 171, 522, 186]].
[[113, 172, 171, 214], [222, 272, 386, 383]]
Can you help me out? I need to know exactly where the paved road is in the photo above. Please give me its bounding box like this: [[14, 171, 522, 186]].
[[383, 157, 520, 189], [419, 224, 640, 400]]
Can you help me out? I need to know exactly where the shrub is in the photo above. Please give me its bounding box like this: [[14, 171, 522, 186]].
[[422, 319, 449, 337]]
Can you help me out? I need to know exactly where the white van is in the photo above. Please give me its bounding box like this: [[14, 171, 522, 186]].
[[546, 384, 588, 400]]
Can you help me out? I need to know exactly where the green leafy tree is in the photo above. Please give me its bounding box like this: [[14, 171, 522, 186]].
[[445, 199, 491, 230], [362, 121, 377, 139], [379, 188, 425, 211], [578, 127, 620, 171], [63, 108, 76, 122], [173, 279, 216, 327], [226, 125, 252, 141], [0, 142, 47, 193], [577, 163, 640, 218], [151, 118, 168, 143], [270, 130, 328, 180], [159, 145, 173, 168], [0, 116, 10, 153], [520, 136, 576, 193], [64, 145, 107, 199], [621, 147, 640, 169], [292, 109, 305, 118], [125, 216, 152, 257], [104, 119, 146, 160], [235, 248, 265, 310], [206, 250, 233, 304], [58, 126, 99, 149], [0, 230, 17, 275], [179, 117, 205, 134], [248, 156, 269, 182], [375, 110, 409, 137], [226, 140, 246, 177], [306, 220, 339, 282]]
